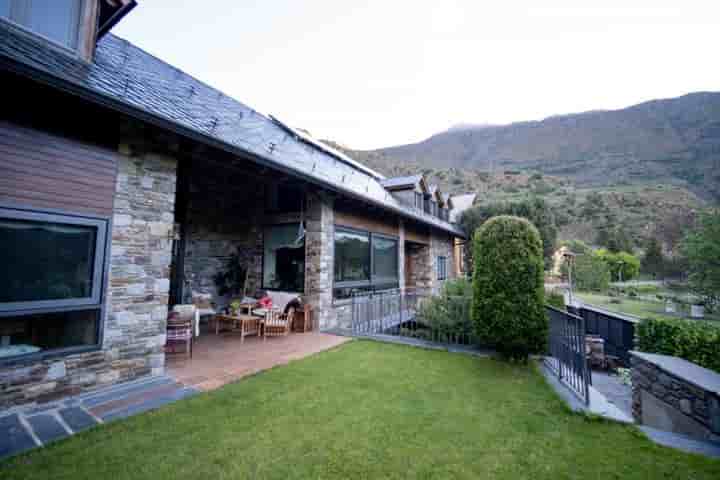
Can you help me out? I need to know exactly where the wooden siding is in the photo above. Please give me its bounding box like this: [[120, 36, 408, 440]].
[[405, 222, 430, 245], [334, 206, 398, 237], [0, 121, 117, 217]]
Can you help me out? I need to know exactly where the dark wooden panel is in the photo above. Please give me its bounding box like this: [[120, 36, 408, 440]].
[[335, 206, 398, 237], [0, 122, 117, 217]]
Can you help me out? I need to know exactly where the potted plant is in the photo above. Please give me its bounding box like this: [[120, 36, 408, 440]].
[[229, 299, 242, 316]]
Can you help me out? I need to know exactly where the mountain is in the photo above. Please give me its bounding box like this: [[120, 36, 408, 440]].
[[322, 92, 719, 251], [355, 92, 720, 202]]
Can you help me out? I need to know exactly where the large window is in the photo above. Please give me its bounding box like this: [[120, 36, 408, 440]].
[[334, 227, 399, 299], [262, 224, 305, 292], [334, 229, 370, 283], [0, 0, 82, 49], [0, 208, 107, 360]]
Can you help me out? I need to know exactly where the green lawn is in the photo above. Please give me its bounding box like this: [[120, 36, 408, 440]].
[[575, 291, 720, 323], [3, 341, 719, 479]]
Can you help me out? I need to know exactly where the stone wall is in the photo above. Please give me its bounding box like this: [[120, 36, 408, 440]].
[[430, 231, 456, 292], [631, 351, 720, 443], [304, 193, 336, 330], [181, 163, 265, 305], [0, 144, 178, 408], [103, 146, 177, 380], [406, 243, 432, 290], [405, 230, 455, 294]]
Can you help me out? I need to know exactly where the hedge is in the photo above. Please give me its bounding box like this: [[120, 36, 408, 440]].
[[472, 215, 547, 361], [635, 317, 720, 372]]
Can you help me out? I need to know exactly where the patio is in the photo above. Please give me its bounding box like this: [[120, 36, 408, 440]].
[[166, 331, 350, 391]]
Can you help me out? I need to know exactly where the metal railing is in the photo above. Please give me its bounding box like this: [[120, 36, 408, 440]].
[[545, 306, 591, 405], [350, 288, 476, 346], [568, 304, 637, 367]]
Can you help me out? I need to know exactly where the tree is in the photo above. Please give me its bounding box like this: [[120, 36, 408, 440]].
[[596, 249, 640, 282], [460, 197, 557, 269], [595, 225, 634, 253], [472, 215, 547, 361], [572, 252, 611, 291], [642, 237, 665, 277], [682, 209, 720, 311]]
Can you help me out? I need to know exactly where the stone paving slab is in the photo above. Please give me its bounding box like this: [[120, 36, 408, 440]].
[[640, 426, 720, 459], [26, 414, 68, 444], [0, 374, 198, 461], [59, 407, 98, 433], [0, 414, 38, 459]]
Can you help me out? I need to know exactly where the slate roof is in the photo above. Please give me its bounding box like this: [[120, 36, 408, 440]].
[[0, 23, 463, 237], [380, 174, 423, 190]]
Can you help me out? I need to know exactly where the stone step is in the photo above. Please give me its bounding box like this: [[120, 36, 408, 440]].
[[78, 375, 176, 407]]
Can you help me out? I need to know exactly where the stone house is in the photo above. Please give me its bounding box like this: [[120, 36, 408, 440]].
[[0, 1, 464, 408]]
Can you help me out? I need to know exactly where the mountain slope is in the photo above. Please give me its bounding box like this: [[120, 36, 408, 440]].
[[358, 92, 720, 201]]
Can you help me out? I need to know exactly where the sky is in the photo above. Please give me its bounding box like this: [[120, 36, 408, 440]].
[[114, 1, 720, 150]]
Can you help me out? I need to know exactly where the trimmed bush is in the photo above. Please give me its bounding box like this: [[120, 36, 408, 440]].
[[472, 215, 547, 361], [636, 317, 720, 372]]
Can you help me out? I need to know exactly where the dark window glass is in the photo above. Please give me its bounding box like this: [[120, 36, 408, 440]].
[[334, 229, 370, 283], [0, 309, 99, 359], [263, 224, 305, 292], [372, 236, 398, 282], [0, 218, 96, 303]]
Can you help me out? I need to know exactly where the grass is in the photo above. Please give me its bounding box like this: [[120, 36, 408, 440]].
[[3, 341, 719, 479], [576, 291, 720, 323]]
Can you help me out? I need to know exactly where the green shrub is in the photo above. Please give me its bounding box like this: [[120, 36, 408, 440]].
[[636, 318, 720, 372], [472, 215, 547, 361], [545, 290, 565, 309], [417, 278, 473, 343]]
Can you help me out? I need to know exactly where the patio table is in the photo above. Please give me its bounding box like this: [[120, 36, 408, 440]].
[[215, 314, 262, 343]]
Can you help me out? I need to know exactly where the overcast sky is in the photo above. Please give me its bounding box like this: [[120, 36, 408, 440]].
[[114, 1, 720, 150]]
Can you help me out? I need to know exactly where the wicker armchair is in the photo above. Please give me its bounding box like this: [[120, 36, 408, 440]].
[[263, 307, 294, 340]]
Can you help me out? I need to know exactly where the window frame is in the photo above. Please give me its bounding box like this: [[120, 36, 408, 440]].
[[0, 204, 109, 365], [437, 255, 448, 280], [0, 207, 108, 313], [333, 226, 399, 297], [0, 0, 84, 52], [260, 222, 306, 293]]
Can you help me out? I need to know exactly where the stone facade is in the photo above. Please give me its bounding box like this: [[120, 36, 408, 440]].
[[304, 193, 336, 330], [0, 144, 178, 409], [631, 352, 720, 443], [181, 163, 265, 304], [430, 231, 456, 291], [105, 146, 177, 379], [405, 231, 455, 294]]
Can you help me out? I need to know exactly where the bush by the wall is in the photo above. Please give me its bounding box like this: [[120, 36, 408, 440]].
[[472, 215, 547, 361], [416, 278, 473, 343], [636, 317, 720, 372]]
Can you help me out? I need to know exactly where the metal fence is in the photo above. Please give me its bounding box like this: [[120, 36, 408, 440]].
[[545, 306, 591, 405], [568, 304, 637, 366], [350, 288, 475, 346]]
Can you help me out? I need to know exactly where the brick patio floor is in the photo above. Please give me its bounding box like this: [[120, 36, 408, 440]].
[[166, 331, 350, 391]]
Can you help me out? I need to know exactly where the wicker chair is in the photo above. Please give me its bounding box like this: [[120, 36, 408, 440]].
[[263, 307, 294, 340], [166, 309, 194, 358]]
